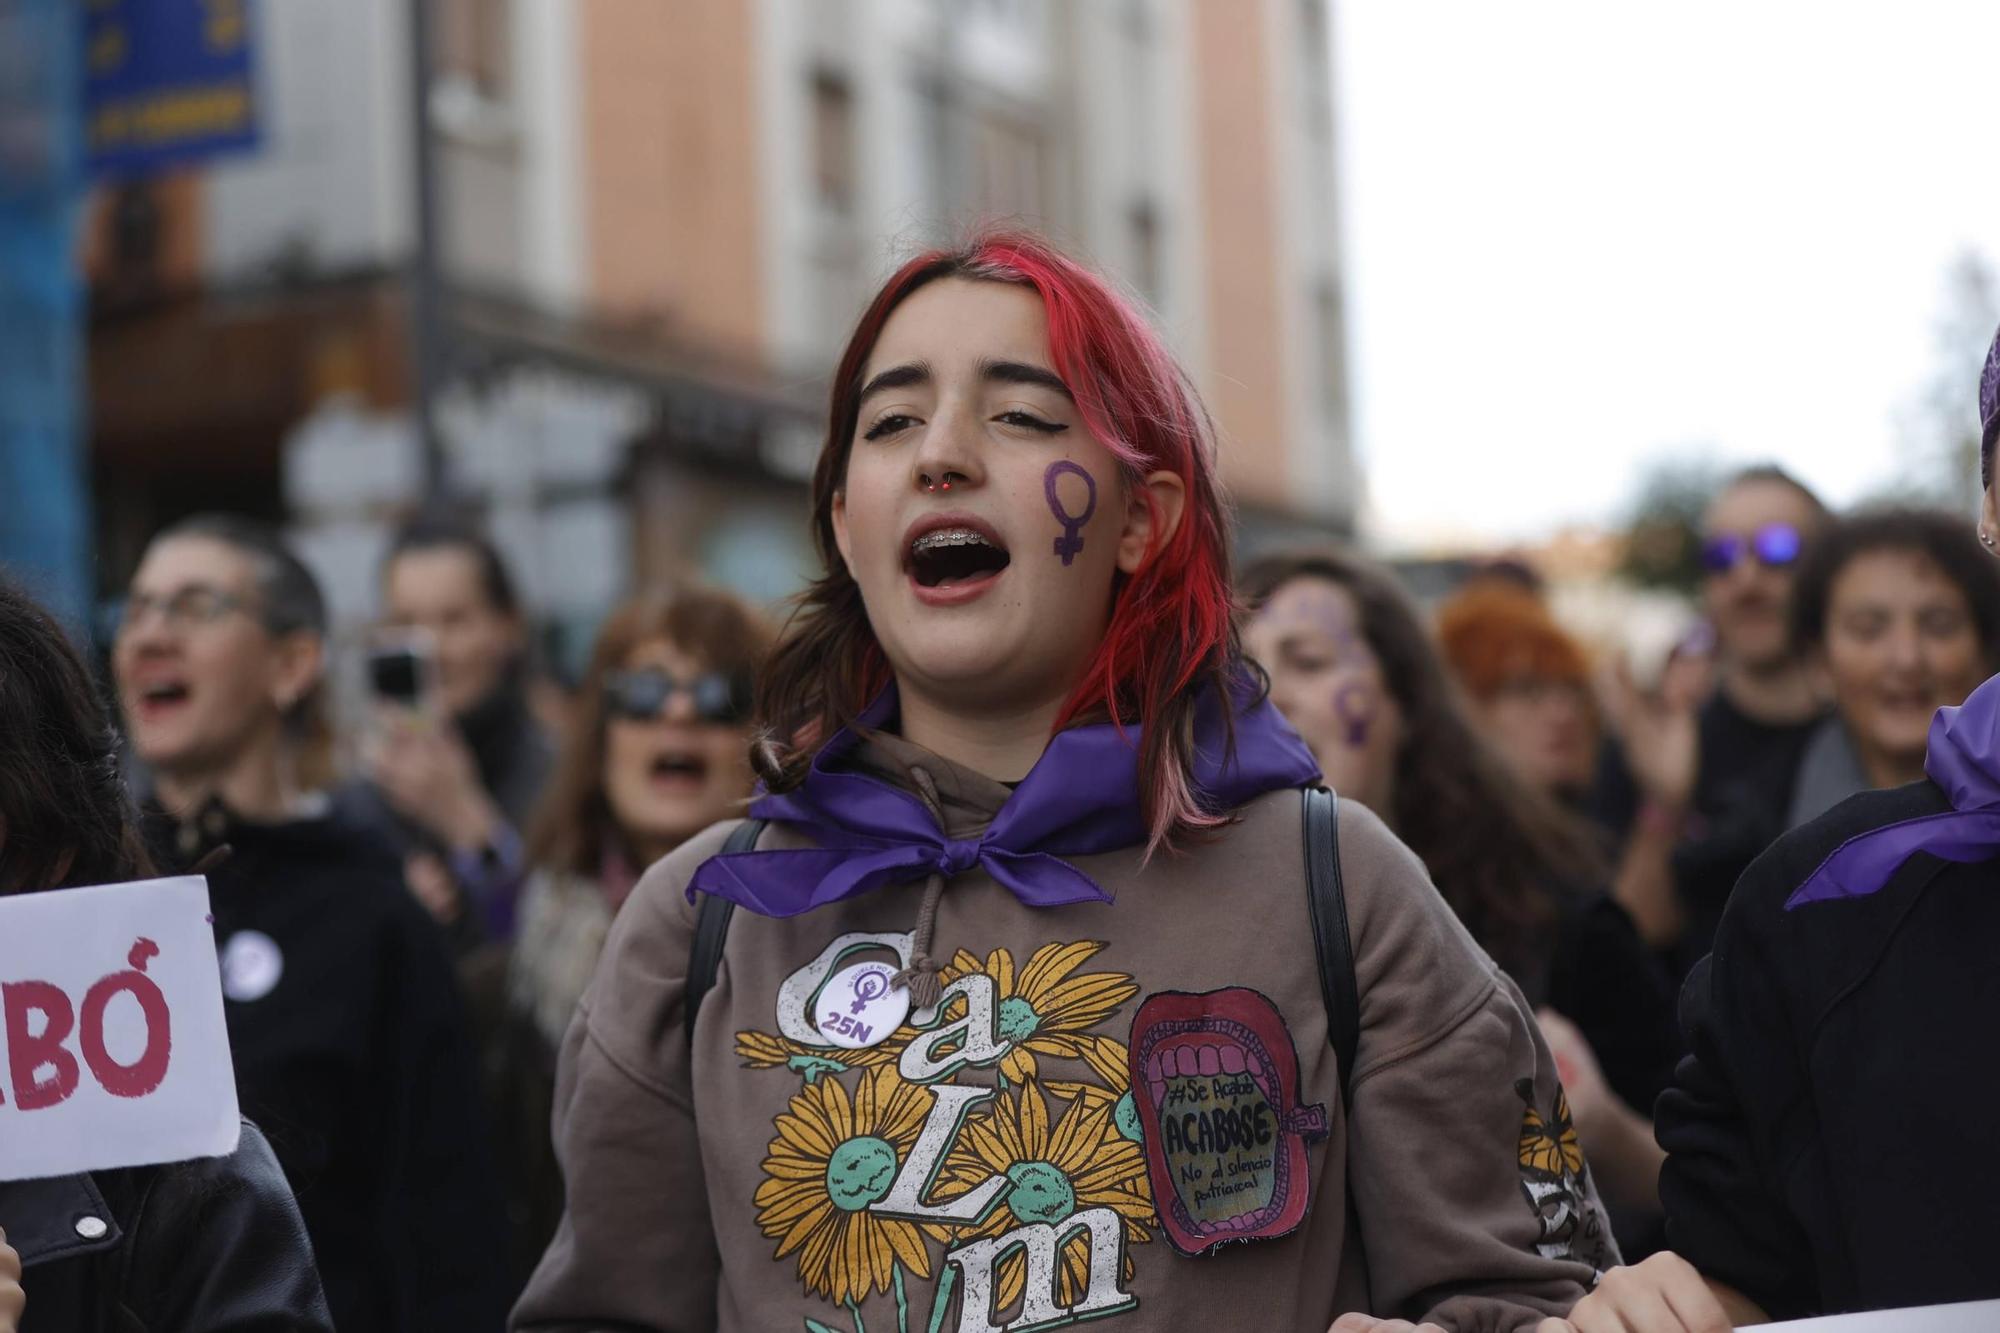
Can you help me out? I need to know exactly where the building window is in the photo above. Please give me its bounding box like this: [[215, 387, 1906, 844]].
[[970, 109, 1043, 220], [440, 0, 510, 99], [1298, 0, 1334, 141], [1119, 0, 1153, 42], [1314, 278, 1349, 426], [1298, 0, 1327, 46], [1128, 198, 1161, 304], [966, 0, 1034, 29], [812, 69, 856, 214], [913, 74, 953, 224]]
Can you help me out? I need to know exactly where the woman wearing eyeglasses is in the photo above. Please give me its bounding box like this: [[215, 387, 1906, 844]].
[[497, 585, 770, 1281], [111, 514, 512, 1333]]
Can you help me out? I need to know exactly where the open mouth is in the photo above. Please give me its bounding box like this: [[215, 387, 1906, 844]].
[[132, 678, 192, 718], [907, 527, 1012, 589], [649, 749, 709, 785]]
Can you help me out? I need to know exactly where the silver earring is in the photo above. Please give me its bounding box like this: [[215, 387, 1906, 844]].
[[1983, 530, 1995, 549]]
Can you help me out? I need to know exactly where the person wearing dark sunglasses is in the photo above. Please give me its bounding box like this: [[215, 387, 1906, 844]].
[[601, 664, 754, 728], [495, 585, 770, 1288], [1699, 519, 1804, 578], [1692, 467, 1829, 789], [1592, 465, 1831, 983]]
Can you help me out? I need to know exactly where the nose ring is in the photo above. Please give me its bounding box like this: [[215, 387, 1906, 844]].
[[921, 470, 964, 493]]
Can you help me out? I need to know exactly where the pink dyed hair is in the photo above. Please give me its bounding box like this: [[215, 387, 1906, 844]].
[[753, 231, 1246, 849]]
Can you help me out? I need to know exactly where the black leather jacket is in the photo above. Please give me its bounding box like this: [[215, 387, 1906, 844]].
[[0, 1120, 333, 1332]]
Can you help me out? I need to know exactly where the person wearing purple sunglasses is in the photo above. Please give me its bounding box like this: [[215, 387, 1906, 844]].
[[1593, 465, 1830, 982], [1698, 467, 1826, 720]]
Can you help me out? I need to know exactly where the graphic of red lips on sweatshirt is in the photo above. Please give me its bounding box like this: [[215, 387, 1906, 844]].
[[1127, 987, 1329, 1256]]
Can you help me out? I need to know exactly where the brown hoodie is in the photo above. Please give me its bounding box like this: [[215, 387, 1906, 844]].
[[513, 733, 1616, 1333]]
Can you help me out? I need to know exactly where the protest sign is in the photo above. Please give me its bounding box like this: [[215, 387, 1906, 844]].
[[1746, 1300, 2000, 1331], [0, 876, 239, 1181]]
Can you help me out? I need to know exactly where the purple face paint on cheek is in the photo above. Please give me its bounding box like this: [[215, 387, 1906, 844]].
[[1333, 682, 1376, 747], [1044, 461, 1098, 566]]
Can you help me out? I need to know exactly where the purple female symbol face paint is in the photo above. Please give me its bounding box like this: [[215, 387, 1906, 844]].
[[1333, 681, 1376, 747], [1044, 460, 1098, 566]]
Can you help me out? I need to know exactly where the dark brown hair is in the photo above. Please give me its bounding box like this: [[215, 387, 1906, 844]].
[[1241, 550, 1607, 979], [753, 232, 1244, 850], [526, 585, 773, 877], [1714, 463, 1829, 526], [151, 513, 338, 790], [383, 511, 522, 616], [0, 577, 157, 893], [1790, 505, 2000, 668]]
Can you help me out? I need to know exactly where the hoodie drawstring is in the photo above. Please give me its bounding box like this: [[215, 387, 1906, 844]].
[[891, 766, 948, 1010]]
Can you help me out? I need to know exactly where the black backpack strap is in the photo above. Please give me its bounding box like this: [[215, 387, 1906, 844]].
[[686, 819, 764, 1046], [1302, 786, 1360, 1108]]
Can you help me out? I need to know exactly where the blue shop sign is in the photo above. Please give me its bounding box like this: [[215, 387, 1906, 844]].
[[85, 0, 258, 177]]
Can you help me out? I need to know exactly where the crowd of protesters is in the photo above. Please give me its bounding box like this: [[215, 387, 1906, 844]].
[[3, 228, 1999, 1333]]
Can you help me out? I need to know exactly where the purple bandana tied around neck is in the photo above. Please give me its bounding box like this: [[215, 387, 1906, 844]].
[[1787, 672, 2000, 909], [685, 678, 1322, 917]]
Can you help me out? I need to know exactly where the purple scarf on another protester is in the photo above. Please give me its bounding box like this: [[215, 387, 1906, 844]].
[[1789, 325, 2000, 908], [1787, 672, 2000, 909], [686, 679, 1322, 917]]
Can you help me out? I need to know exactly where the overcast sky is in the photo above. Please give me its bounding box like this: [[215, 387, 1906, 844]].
[[1333, 1, 2000, 549]]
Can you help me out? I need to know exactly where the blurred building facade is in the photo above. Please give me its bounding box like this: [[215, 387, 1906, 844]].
[[84, 0, 1354, 663], [0, 0, 89, 622]]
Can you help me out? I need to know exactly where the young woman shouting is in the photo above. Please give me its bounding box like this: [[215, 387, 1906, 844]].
[[514, 235, 1614, 1333]]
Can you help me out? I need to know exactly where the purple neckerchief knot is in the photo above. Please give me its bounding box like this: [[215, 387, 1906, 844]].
[[1786, 671, 2000, 909], [686, 677, 1322, 918], [939, 840, 982, 875]]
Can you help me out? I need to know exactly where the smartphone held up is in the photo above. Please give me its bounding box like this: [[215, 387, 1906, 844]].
[[366, 631, 435, 712]]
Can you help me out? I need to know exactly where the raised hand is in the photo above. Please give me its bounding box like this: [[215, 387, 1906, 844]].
[[1600, 651, 1707, 813]]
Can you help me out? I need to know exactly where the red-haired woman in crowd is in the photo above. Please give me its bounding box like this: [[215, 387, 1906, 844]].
[[1436, 582, 1603, 804], [1437, 583, 1702, 961], [513, 233, 1622, 1333]]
